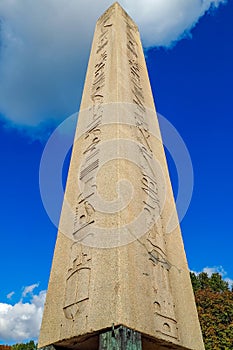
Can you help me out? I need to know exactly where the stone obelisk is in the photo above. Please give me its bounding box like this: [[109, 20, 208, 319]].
[[38, 3, 204, 349]]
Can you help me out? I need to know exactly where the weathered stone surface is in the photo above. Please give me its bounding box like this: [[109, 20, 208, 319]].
[[38, 3, 204, 350]]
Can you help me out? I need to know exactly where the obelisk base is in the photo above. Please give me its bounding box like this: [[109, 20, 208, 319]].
[[99, 326, 192, 350], [39, 326, 193, 350], [99, 326, 142, 350]]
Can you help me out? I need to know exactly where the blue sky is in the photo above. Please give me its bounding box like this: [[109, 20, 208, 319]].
[[0, 0, 232, 344]]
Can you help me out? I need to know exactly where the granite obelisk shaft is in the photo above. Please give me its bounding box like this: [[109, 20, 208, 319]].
[[39, 3, 204, 350]]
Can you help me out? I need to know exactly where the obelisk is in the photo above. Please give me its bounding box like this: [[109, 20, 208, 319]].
[[38, 3, 204, 350]]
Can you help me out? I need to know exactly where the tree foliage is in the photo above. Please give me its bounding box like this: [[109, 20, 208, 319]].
[[190, 272, 229, 293], [190, 272, 233, 349], [11, 341, 37, 350]]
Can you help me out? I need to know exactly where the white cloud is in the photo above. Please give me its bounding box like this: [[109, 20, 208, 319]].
[[123, 0, 227, 47], [22, 283, 39, 298], [6, 291, 15, 300], [0, 289, 46, 343], [0, 0, 227, 133], [203, 265, 227, 277], [225, 278, 233, 289]]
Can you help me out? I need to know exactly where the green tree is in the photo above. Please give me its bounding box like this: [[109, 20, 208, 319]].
[[190, 272, 233, 349], [12, 341, 37, 350], [198, 272, 211, 290], [209, 273, 229, 292], [190, 272, 201, 292], [190, 271, 229, 292], [195, 289, 233, 349]]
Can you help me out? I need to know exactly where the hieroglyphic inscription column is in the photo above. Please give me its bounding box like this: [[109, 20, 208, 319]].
[[39, 3, 205, 350]]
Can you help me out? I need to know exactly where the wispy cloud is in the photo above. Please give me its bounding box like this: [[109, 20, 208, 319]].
[[203, 265, 227, 277], [225, 278, 233, 288], [0, 287, 46, 342], [22, 283, 39, 298], [0, 0, 227, 136], [6, 291, 15, 300]]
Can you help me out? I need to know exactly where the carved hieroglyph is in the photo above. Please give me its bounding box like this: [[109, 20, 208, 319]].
[[38, 3, 205, 350]]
